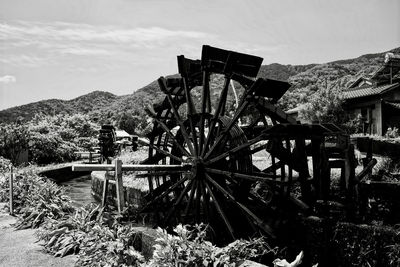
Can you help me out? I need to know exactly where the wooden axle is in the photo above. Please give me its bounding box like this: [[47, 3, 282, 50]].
[[72, 163, 191, 172]]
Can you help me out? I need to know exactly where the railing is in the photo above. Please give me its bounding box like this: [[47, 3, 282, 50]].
[[74, 151, 101, 164]]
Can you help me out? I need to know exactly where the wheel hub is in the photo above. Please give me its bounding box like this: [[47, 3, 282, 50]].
[[188, 157, 206, 179]]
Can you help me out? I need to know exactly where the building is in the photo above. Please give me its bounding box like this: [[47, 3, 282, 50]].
[[343, 53, 400, 135]]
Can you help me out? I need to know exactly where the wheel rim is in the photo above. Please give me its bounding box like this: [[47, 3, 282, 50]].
[[139, 45, 303, 243]]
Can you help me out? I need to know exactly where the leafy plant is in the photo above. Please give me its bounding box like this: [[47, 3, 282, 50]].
[[36, 203, 145, 266], [148, 224, 277, 267], [2, 170, 74, 229]]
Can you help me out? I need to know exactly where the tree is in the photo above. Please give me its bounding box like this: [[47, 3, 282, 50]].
[[298, 84, 347, 125], [118, 113, 136, 134], [0, 122, 30, 165]]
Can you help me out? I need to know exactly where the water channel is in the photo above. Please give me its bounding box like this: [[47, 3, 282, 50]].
[[58, 174, 97, 208]]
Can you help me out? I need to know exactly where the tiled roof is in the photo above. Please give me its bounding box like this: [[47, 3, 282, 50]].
[[343, 83, 399, 100], [385, 101, 400, 110]]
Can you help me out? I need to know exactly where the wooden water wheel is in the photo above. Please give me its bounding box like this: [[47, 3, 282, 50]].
[[138, 45, 319, 242]]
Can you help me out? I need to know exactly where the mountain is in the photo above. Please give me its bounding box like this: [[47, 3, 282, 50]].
[[279, 47, 400, 110], [1, 47, 399, 124], [0, 91, 118, 123]]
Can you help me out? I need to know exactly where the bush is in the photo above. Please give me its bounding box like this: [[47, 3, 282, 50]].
[[298, 85, 347, 125], [0, 122, 30, 165], [29, 131, 78, 164], [385, 127, 399, 138]]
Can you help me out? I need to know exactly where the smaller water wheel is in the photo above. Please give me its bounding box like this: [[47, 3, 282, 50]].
[[98, 124, 117, 162], [139, 45, 314, 243]]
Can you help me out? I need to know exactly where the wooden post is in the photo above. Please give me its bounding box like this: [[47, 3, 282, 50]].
[[362, 138, 373, 178], [295, 138, 312, 203], [115, 159, 125, 213], [320, 145, 330, 201], [9, 165, 14, 216], [286, 138, 292, 197], [311, 137, 322, 199], [89, 152, 92, 164], [101, 159, 111, 208]]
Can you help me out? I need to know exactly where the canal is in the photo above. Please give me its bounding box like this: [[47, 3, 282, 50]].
[[58, 174, 97, 208]]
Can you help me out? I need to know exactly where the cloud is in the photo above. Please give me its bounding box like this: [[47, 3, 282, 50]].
[[0, 21, 212, 49], [0, 20, 214, 67], [22, 21, 206, 42], [0, 75, 16, 84], [60, 47, 114, 56]]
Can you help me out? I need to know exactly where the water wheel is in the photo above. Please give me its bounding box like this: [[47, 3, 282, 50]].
[[139, 45, 310, 243]]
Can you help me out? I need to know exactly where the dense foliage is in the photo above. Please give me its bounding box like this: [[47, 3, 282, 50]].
[[0, 114, 99, 165]]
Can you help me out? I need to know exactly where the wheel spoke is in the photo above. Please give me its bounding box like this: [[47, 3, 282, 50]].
[[201, 77, 231, 157], [148, 116, 191, 157], [195, 179, 202, 222], [183, 179, 197, 218], [213, 170, 274, 207], [205, 134, 265, 163], [139, 138, 183, 163], [158, 77, 196, 155], [199, 70, 210, 154], [204, 175, 236, 240], [204, 100, 250, 159], [205, 167, 285, 184], [199, 180, 209, 221], [182, 78, 199, 155], [164, 179, 194, 224], [135, 170, 187, 178], [205, 173, 275, 238], [144, 176, 189, 207]]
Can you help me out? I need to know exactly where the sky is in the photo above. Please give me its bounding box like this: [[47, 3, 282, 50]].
[[0, 0, 399, 110]]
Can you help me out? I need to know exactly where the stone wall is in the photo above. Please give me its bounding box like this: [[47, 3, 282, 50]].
[[91, 171, 147, 209]]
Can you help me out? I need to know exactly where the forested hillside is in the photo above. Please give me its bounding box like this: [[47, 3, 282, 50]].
[[1, 47, 399, 127]]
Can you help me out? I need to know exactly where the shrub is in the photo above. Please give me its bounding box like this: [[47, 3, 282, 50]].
[[385, 127, 399, 138], [298, 85, 347, 125], [0, 122, 30, 165], [29, 131, 78, 164]]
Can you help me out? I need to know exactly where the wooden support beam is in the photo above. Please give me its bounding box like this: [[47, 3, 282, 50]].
[[320, 146, 330, 201], [355, 158, 377, 184], [72, 163, 190, 173], [294, 138, 311, 200], [115, 160, 125, 213], [9, 165, 14, 216], [255, 97, 297, 124], [311, 137, 322, 199], [102, 159, 111, 208]]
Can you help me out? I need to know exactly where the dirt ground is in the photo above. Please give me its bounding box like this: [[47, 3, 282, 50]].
[[0, 206, 76, 267]]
